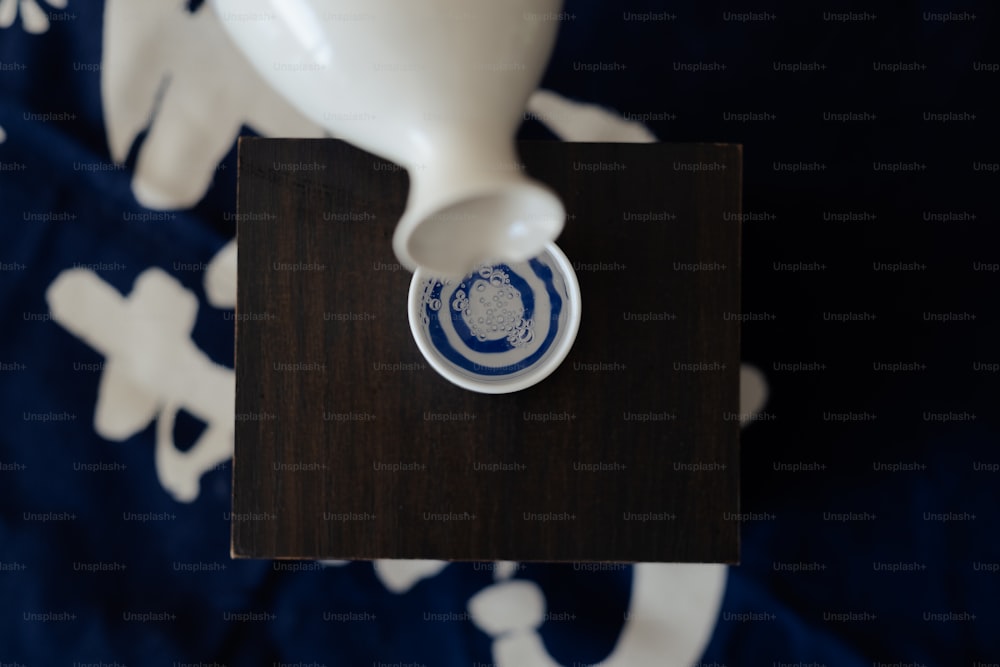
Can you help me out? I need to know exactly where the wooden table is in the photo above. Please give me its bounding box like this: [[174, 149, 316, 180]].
[[233, 139, 742, 562]]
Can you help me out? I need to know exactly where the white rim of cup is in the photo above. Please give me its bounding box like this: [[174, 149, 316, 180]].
[[407, 242, 582, 394]]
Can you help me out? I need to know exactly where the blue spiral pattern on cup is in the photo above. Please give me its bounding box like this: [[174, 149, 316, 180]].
[[422, 258, 563, 377]]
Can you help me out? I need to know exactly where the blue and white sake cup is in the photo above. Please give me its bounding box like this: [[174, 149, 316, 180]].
[[408, 243, 581, 394]]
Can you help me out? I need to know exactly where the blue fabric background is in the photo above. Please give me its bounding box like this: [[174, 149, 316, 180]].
[[1, 0, 997, 665]]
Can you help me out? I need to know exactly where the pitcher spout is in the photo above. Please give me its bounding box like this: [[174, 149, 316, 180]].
[[392, 145, 565, 277]]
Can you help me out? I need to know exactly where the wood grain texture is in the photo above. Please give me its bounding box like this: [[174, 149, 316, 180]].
[[233, 139, 742, 562]]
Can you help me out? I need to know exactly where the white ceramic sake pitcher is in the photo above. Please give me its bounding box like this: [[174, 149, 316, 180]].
[[212, 0, 566, 277]]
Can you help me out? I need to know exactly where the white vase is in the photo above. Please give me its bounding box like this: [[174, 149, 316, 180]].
[[211, 0, 566, 276]]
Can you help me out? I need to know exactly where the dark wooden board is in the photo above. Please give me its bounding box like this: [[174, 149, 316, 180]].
[[233, 139, 741, 562]]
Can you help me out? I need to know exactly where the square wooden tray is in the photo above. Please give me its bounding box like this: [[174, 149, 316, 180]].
[[233, 139, 742, 562]]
